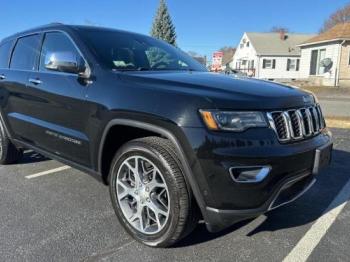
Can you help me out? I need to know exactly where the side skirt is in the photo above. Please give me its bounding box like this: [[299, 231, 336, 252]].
[[13, 139, 103, 183]]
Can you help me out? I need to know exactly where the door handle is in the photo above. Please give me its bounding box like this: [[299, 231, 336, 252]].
[[28, 78, 42, 85], [0, 74, 6, 80]]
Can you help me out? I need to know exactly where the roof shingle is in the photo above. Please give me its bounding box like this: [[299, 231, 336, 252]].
[[302, 22, 350, 45], [246, 32, 316, 56]]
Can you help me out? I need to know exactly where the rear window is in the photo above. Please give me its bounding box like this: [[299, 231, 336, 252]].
[[10, 34, 41, 70], [0, 41, 13, 68]]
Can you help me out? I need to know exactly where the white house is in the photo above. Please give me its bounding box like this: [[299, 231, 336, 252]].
[[230, 32, 315, 81], [298, 22, 350, 87]]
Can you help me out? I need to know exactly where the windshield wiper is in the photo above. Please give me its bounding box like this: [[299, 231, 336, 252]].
[[112, 67, 151, 72], [113, 67, 196, 72]]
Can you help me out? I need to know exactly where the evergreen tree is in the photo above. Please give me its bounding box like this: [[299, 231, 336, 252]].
[[150, 0, 177, 46]]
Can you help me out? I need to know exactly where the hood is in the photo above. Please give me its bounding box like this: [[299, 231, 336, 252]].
[[118, 71, 314, 110]]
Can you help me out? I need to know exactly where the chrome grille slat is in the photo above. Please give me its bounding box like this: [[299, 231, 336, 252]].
[[287, 110, 303, 139], [316, 105, 325, 129], [268, 105, 325, 143], [311, 107, 320, 132], [296, 110, 306, 137], [305, 108, 314, 134]]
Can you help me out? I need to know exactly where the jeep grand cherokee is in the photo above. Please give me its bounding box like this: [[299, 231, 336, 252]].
[[0, 24, 332, 247]]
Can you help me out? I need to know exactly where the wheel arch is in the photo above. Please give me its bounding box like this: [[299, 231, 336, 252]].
[[97, 118, 207, 218]]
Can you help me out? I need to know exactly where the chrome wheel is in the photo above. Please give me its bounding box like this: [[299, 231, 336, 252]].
[[116, 156, 170, 235]]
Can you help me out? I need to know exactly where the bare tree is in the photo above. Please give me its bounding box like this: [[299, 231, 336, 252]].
[[320, 3, 350, 32], [219, 46, 236, 66], [270, 26, 289, 33]]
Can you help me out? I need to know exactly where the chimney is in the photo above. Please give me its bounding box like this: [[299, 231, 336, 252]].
[[279, 30, 286, 40]]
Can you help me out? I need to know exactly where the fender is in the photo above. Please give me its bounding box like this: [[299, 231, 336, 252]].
[[97, 118, 207, 218]]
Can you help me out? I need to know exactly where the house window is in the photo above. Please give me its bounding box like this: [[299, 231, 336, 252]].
[[240, 43, 244, 49], [241, 60, 247, 66], [310, 49, 326, 75], [246, 41, 250, 47], [287, 59, 300, 71], [263, 59, 276, 69]]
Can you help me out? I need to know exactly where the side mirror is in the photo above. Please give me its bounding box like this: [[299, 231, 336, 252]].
[[45, 51, 87, 75]]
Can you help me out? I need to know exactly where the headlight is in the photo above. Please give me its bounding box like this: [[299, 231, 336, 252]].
[[199, 110, 267, 131]]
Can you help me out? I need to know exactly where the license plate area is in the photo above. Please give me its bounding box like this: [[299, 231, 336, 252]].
[[312, 143, 332, 175]]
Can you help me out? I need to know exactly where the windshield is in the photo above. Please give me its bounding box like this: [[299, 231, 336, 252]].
[[77, 28, 207, 72]]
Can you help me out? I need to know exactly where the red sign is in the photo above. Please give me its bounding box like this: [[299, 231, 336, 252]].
[[211, 51, 223, 71]]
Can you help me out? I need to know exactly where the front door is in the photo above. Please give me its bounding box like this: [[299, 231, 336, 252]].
[[2, 31, 92, 167], [25, 31, 92, 166]]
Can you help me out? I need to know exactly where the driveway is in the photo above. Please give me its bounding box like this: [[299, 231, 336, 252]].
[[1, 128, 350, 262]]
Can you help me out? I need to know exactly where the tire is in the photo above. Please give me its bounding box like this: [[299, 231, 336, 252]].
[[0, 120, 23, 164], [109, 136, 199, 247]]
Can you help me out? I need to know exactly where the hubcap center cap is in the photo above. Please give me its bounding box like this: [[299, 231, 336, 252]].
[[139, 187, 150, 202]]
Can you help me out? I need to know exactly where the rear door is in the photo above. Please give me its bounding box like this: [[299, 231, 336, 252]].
[[0, 34, 42, 139], [0, 40, 15, 128]]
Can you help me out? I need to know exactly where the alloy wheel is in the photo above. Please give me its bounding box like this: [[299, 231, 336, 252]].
[[116, 156, 170, 235]]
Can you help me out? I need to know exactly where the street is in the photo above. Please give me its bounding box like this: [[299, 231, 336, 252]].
[[0, 128, 349, 262], [319, 98, 350, 118]]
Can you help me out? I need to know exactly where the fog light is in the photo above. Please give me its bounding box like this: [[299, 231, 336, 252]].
[[229, 166, 271, 183]]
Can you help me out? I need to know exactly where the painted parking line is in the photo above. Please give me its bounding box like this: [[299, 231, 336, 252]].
[[283, 178, 350, 262], [25, 165, 71, 179]]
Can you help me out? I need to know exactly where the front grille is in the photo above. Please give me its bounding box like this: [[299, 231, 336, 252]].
[[267, 104, 325, 142]]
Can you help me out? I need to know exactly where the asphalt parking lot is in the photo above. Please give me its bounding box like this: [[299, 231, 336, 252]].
[[1, 128, 350, 262]]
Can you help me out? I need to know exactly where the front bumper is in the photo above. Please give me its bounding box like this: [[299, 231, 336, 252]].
[[204, 171, 316, 232], [181, 126, 333, 232]]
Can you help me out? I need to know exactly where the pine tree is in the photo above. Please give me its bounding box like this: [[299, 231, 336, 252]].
[[150, 0, 177, 46]]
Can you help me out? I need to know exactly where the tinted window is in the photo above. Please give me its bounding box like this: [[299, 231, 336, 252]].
[[0, 41, 13, 68], [10, 34, 40, 70], [40, 32, 81, 72], [77, 29, 206, 72]]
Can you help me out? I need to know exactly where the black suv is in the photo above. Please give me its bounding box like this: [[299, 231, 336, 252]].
[[0, 24, 332, 247]]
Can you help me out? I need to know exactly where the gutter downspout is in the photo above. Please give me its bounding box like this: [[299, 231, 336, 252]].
[[336, 40, 346, 87]]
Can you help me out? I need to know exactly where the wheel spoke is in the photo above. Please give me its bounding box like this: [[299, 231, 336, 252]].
[[147, 170, 165, 191], [147, 201, 168, 217], [157, 189, 168, 209], [117, 180, 135, 200], [116, 155, 170, 235]]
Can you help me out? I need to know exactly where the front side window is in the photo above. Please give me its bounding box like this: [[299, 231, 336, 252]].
[[10, 34, 41, 70], [0, 41, 13, 68], [77, 29, 206, 72], [40, 32, 82, 73]]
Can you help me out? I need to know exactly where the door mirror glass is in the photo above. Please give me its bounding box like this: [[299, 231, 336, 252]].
[[45, 51, 85, 74]]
